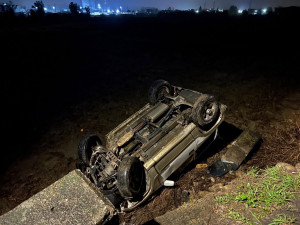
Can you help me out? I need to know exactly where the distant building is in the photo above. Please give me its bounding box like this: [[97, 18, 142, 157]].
[[82, 0, 96, 9], [140, 7, 159, 15]]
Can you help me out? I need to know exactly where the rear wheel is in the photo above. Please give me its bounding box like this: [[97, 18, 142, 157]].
[[78, 134, 102, 166], [148, 80, 173, 105], [117, 156, 146, 199], [192, 95, 219, 127]]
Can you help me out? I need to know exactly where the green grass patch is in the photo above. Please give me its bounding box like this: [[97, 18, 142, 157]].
[[227, 208, 254, 225], [215, 166, 300, 224], [215, 193, 233, 204], [269, 214, 296, 225]]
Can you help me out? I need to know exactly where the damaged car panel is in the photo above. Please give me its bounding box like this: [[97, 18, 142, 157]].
[[77, 80, 226, 211]]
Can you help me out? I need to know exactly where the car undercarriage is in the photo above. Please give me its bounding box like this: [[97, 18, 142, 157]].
[[77, 80, 226, 211]]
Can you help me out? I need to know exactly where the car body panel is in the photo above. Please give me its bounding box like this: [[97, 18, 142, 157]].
[[144, 123, 196, 170]]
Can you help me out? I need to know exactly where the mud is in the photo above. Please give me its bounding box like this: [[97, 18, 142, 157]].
[[0, 14, 300, 224]]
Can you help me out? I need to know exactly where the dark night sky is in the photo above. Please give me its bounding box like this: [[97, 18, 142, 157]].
[[2, 0, 300, 11]]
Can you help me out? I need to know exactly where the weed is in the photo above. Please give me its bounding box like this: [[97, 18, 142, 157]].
[[247, 167, 261, 178], [227, 208, 254, 225], [234, 167, 299, 208], [214, 194, 233, 204], [215, 166, 300, 224], [269, 214, 296, 225]]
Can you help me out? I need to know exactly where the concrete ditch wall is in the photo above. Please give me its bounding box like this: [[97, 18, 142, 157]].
[[0, 170, 115, 225]]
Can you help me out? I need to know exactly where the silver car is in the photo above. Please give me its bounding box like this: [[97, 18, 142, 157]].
[[77, 80, 226, 211]]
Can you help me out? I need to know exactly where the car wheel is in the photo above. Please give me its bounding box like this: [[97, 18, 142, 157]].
[[192, 95, 219, 127], [117, 156, 146, 199], [78, 134, 102, 166], [148, 80, 173, 105]]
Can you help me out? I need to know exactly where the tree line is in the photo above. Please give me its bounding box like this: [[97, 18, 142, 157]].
[[0, 0, 90, 18]]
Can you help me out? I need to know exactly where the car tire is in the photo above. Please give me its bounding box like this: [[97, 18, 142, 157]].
[[192, 95, 220, 127], [148, 80, 173, 105], [78, 134, 102, 166], [117, 156, 145, 199]]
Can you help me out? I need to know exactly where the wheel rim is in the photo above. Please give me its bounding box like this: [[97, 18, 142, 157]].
[[156, 86, 170, 101], [87, 139, 101, 162], [202, 102, 217, 122]]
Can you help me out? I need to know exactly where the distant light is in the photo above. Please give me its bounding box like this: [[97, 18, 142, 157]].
[[218, 8, 223, 12], [80, 6, 82, 9], [52, 6, 55, 10], [44, 7, 47, 11], [116, 9, 120, 13], [91, 12, 101, 15], [107, 9, 110, 13], [262, 8, 267, 14], [196, 10, 199, 13], [98, 4, 101, 9], [4, 3, 7, 6], [238, 9, 243, 14], [120, 6, 122, 10]]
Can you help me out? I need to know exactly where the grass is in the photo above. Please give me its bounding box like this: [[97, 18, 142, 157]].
[[269, 214, 296, 225], [214, 194, 233, 204], [227, 208, 254, 225], [214, 166, 300, 224]]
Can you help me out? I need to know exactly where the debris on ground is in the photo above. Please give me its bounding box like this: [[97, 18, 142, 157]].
[[196, 164, 208, 169], [209, 126, 261, 176]]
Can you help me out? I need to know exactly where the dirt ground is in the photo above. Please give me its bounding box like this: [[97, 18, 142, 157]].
[[0, 13, 299, 224]]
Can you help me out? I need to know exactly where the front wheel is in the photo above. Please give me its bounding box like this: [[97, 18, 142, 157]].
[[117, 156, 146, 199], [78, 134, 102, 166]]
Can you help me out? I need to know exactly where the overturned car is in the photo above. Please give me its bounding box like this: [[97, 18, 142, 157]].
[[77, 80, 226, 211]]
